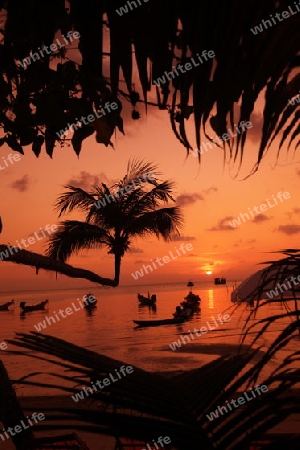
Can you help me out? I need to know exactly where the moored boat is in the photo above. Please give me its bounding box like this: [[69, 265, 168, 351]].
[[20, 299, 49, 313], [182, 290, 201, 311], [137, 293, 157, 305], [0, 299, 14, 311], [83, 293, 97, 309], [173, 305, 194, 320], [184, 292, 201, 302], [133, 318, 185, 327], [214, 277, 226, 285], [180, 300, 201, 311]]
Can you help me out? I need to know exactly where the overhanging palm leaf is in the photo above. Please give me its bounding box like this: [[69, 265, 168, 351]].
[[233, 250, 300, 343], [6, 330, 300, 449], [2, 2, 300, 172]]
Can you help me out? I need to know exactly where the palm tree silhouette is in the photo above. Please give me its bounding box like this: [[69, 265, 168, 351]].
[[47, 160, 183, 285]]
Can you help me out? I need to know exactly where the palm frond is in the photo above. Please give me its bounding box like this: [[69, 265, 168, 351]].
[[126, 207, 183, 240], [1, 2, 300, 169], [46, 220, 109, 262], [123, 159, 160, 185], [123, 181, 177, 219], [6, 330, 300, 449], [55, 186, 96, 217]]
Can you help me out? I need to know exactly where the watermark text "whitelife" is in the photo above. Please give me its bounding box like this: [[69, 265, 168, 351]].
[[140, 436, 172, 450], [288, 90, 300, 106], [17, 31, 80, 68], [94, 173, 155, 209], [190, 121, 253, 158], [116, 0, 149, 16], [228, 191, 290, 228], [131, 243, 193, 280], [169, 313, 231, 351], [0, 153, 22, 171], [0, 413, 45, 443], [71, 365, 134, 402], [56, 101, 118, 139], [0, 224, 58, 261], [153, 51, 215, 87], [266, 274, 300, 299], [250, 2, 300, 35], [34, 295, 97, 332], [206, 385, 268, 421]]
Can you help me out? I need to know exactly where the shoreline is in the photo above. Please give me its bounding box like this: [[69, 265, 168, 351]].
[[18, 394, 300, 431], [1, 393, 300, 449]]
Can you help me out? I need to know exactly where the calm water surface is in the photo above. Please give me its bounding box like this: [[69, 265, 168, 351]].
[[0, 282, 297, 395]]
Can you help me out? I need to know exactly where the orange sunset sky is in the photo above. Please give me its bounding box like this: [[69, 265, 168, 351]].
[[0, 31, 299, 292], [1, 96, 299, 293]]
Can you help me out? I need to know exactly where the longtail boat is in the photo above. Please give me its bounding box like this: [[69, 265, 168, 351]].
[[0, 300, 14, 311], [133, 317, 185, 327], [20, 299, 49, 313]]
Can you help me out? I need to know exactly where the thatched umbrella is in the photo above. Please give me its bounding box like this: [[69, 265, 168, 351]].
[[231, 265, 300, 303]]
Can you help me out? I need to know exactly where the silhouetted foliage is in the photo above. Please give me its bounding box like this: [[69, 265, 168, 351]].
[[6, 331, 300, 449], [0, 0, 299, 169], [47, 160, 183, 285]]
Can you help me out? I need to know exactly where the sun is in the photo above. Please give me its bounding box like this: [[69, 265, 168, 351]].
[[206, 271, 212, 275]]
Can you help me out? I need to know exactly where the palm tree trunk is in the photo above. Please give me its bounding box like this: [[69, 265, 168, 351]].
[[0, 245, 116, 286], [114, 253, 122, 285]]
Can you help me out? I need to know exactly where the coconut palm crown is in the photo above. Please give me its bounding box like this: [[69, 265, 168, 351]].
[[47, 160, 183, 285]]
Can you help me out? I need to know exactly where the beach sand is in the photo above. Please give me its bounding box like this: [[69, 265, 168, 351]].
[[0, 396, 115, 450], [20, 396, 300, 444], [1, 394, 300, 449]]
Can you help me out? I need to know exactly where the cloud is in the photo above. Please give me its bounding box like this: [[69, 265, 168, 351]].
[[9, 175, 30, 192], [233, 239, 243, 248], [296, 167, 300, 177], [27, 231, 44, 241], [252, 214, 270, 224], [128, 247, 144, 254], [170, 236, 197, 241], [209, 216, 236, 231], [67, 171, 113, 190], [203, 186, 218, 195], [278, 225, 300, 235], [176, 193, 204, 206], [247, 239, 257, 244], [286, 207, 300, 219]]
